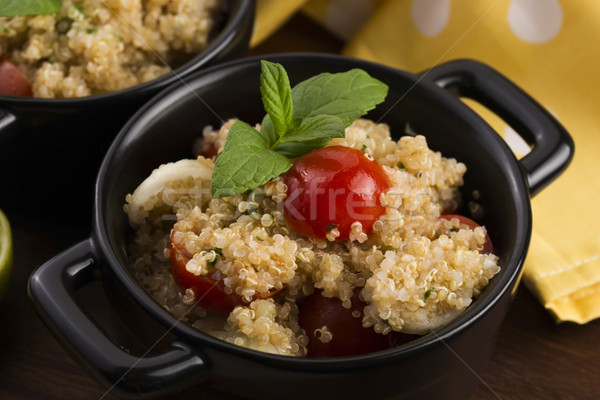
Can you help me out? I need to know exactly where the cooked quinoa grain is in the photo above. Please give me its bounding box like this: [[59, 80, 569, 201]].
[[124, 118, 500, 356], [0, 0, 224, 98]]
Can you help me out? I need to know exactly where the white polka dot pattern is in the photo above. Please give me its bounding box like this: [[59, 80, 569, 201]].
[[410, 0, 450, 37], [507, 0, 563, 43], [325, 0, 376, 40]]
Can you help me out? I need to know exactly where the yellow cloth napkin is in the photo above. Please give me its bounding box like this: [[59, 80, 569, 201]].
[[250, 0, 307, 46], [252, 0, 600, 324]]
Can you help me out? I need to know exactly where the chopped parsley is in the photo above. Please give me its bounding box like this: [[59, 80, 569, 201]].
[[326, 224, 339, 232], [55, 17, 74, 34], [424, 287, 435, 302], [208, 248, 223, 267]]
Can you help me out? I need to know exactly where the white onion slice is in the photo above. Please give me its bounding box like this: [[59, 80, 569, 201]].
[[125, 158, 213, 225]]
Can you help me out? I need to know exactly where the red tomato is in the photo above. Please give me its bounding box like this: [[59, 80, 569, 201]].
[[439, 214, 494, 255], [282, 146, 390, 241], [0, 59, 33, 97], [200, 140, 219, 159], [298, 290, 414, 357], [169, 239, 244, 314], [169, 232, 283, 314]]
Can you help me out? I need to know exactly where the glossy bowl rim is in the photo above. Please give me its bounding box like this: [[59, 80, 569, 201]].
[[0, 0, 255, 106], [94, 53, 531, 371]]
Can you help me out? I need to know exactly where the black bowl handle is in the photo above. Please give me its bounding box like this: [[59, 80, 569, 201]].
[[28, 239, 208, 398], [0, 108, 20, 146], [421, 59, 574, 197]]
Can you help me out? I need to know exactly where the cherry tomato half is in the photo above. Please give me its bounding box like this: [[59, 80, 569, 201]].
[[298, 290, 414, 357], [169, 232, 283, 314], [440, 214, 494, 255], [200, 140, 219, 159], [0, 59, 33, 97], [169, 238, 243, 314], [282, 146, 390, 241]]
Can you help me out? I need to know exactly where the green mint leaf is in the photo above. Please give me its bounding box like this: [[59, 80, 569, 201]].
[[211, 121, 290, 198], [267, 141, 314, 160], [260, 114, 300, 146], [274, 114, 344, 158], [291, 68, 388, 128], [259, 114, 277, 145], [0, 0, 61, 16], [260, 61, 293, 142]]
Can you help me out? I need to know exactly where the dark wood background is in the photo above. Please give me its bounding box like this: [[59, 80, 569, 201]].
[[1, 13, 598, 400]]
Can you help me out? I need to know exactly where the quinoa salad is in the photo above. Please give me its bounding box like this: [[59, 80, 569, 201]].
[[123, 118, 501, 357], [0, 0, 224, 97]]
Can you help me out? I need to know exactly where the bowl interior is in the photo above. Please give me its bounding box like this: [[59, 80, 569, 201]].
[[96, 54, 530, 359]]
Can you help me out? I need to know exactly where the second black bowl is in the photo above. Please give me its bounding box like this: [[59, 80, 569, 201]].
[[0, 0, 255, 224]]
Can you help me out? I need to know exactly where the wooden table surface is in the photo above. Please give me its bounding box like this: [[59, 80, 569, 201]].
[[1, 13, 599, 400]]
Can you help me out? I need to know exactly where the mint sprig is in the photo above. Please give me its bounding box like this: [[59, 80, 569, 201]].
[[260, 60, 293, 144], [0, 0, 61, 17], [211, 60, 388, 198], [291, 68, 390, 127], [211, 121, 290, 198], [274, 114, 345, 158]]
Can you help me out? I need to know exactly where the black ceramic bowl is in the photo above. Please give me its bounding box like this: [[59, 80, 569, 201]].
[[29, 54, 573, 399], [0, 0, 255, 222]]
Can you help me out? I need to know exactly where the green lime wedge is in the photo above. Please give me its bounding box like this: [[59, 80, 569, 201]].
[[0, 209, 13, 300]]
